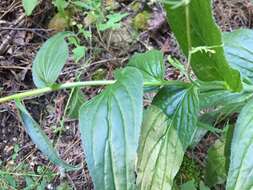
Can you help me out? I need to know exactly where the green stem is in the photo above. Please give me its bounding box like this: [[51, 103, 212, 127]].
[[185, 3, 192, 81], [0, 80, 165, 104]]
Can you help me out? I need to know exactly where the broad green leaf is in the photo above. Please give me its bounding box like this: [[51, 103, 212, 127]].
[[22, 0, 38, 16], [137, 106, 184, 190], [32, 32, 70, 88], [67, 88, 85, 119], [224, 29, 253, 82], [226, 99, 253, 190], [205, 138, 226, 187], [164, 0, 242, 92], [128, 50, 165, 83], [16, 101, 79, 172], [199, 81, 253, 112], [79, 67, 143, 190], [153, 83, 199, 149]]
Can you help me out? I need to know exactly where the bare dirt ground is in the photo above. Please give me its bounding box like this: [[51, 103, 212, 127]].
[[0, 0, 252, 189]]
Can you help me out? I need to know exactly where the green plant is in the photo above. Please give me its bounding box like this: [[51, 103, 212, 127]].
[[0, 161, 56, 189], [22, 0, 127, 64], [4, 0, 253, 189]]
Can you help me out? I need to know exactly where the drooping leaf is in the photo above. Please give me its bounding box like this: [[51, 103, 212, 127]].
[[67, 88, 86, 119], [22, 0, 38, 16], [15, 101, 79, 171], [153, 83, 199, 149], [128, 50, 165, 83], [224, 29, 253, 82], [226, 99, 253, 190], [205, 138, 226, 187], [32, 32, 70, 88], [79, 67, 143, 190], [164, 0, 242, 92], [137, 106, 184, 190]]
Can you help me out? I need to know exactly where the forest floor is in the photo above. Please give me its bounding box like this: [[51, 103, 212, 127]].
[[0, 0, 253, 189]]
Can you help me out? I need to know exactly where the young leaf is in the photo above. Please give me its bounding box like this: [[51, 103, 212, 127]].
[[164, 0, 242, 92], [67, 88, 86, 119], [226, 99, 253, 190], [73, 45, 86, 63], [224, 29, 253, 82], [153, 83, 199, 150], [128, 50, 165, 83], [205, 138, 226, 187], [97, 13, 128, 31], [52, 0, 69, 16], [15, 101, 79, 172], [32, 32, 70, 88], [137, 106, 184, 190], [79, 67, 143, 190], [22, 0, 38, 16]]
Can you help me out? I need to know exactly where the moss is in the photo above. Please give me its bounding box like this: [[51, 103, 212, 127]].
[[133, 11, 151, 31], [48, 12, 70, 32], [131, 2, 142, 12], [92, 68, 107, 80], [175, 155, 202, 185]]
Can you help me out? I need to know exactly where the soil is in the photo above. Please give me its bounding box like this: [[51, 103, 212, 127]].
[[0, 0, 252, 189]]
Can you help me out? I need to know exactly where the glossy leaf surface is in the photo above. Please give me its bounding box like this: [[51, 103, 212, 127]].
[[164, 0, 242, 91], [224, 29, 253, 82], [226, 99, 253, 190], [79, 67, 143, 190], [32, 32, 70, 88], [153, 83, 199, 149], [128, 50, 165, 83], [199, 81, 253, 116], [137, 106, 184, 190], [16, 101, 79, 171]]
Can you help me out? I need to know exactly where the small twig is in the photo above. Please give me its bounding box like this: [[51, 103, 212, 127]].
[[0, 27, 52, 32], [0, 14, 26, 55]]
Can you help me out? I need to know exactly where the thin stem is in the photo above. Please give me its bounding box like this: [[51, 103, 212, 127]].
[[0, 80, 165, 104], [185, 5, 192, 51], [0, 170, 57, 177], [185, 3, 192, 81]]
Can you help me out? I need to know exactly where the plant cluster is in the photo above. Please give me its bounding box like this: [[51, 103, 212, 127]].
[[22, 0, 128, 63], [2, 0, 253, 189]]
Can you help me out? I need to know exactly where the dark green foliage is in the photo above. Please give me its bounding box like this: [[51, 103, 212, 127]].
[[165, 0, 242, 91]]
